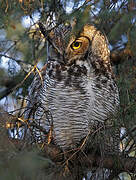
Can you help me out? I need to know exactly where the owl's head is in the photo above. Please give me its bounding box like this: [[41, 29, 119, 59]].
[[48, 24, 110, 66]]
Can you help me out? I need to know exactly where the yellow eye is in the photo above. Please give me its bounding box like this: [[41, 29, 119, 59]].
[[71, 41, 82, 50]]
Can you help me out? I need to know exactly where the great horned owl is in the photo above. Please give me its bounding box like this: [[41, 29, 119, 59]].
[[25, 23, 119, 154]]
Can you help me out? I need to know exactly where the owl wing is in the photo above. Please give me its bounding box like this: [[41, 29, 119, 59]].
[[24, 66, 52, 142]]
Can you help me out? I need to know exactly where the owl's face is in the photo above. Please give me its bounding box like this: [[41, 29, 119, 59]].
[[48, 24, 110, 71]]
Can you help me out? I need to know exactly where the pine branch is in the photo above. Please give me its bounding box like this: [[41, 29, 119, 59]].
[[110, 47, 133, 65], [7, 138, 136, 174], [0, 73, 26, 100], [43, 144, 136, 174], [87, 154, 136, 174]]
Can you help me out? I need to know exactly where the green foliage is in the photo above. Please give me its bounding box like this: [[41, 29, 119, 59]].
[[117, 57, 136, 156], [108, 12, 134, 43], [0, 147, 54, 180], [129, 26, 136, 56]]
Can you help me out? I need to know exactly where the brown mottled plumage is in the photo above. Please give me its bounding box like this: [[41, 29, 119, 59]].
[[25, 24, 119, 155]]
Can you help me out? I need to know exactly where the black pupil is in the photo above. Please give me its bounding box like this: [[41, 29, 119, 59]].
[[74, 42, 79, 47]]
